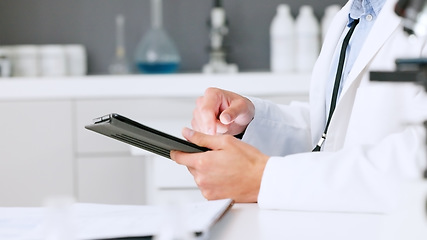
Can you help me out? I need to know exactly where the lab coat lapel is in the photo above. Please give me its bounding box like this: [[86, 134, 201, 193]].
[[310, 1, 351, 144], [324, 0, 402, 150], [340, 0, 401, 96]]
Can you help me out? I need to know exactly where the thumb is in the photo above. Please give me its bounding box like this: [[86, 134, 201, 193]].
[[219, 99, 253, 125], [219, 103, 242, 125], [219, 111, 233, 125]]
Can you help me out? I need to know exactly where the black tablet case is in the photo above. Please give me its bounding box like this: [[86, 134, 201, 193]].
[[85, 113, 209, 159]]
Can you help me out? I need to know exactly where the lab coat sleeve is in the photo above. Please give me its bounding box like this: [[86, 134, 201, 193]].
[[240, 97, 312, 156], [258, 125, 426, 213]]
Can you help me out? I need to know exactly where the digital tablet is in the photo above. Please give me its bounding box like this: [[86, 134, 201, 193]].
[[85, 113, 209, 159]]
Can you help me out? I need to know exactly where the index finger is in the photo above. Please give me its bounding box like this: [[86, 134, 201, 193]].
[[196, 90, 222, 135]]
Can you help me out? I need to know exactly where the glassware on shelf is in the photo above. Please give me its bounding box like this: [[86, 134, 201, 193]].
[[135, 0, 180, 74], [109, 14, 131, 75]]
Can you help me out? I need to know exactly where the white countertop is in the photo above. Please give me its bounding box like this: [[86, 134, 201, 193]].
[[209, 203, 386, 240], [0, 72, 310, 100]]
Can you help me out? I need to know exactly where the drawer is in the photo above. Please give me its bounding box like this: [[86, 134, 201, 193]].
[[77, 156, 146, 205]]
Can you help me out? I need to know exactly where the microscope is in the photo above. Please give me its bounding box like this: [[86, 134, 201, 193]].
[[371, 0, 427, 178], [202, 0, 238, 74], [369, 1, 427, 237]]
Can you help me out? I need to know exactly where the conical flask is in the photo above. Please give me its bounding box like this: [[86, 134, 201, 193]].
[[135, 0, 180, 74]]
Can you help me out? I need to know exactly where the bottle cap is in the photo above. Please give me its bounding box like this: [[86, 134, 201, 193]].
[[277, 4, 291, 15], [299, 5, 314, 15], [39, 45, 65, 56], [325, 4, 341, 16]]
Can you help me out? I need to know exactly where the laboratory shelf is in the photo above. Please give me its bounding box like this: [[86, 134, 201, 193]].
[[0, 72, 310, 100]]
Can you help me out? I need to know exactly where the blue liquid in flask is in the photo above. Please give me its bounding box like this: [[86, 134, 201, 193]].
[[136, 61, 179, 74]]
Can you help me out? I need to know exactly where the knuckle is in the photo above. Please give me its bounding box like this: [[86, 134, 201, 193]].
[[192, 108, 198, 117], [191, 118, 198, 129], [201, 189, 214, 200], [199, 105, 213, 116], [222, 134, 236, 145], [195, 96, 204, 107], [235, 98, 247, 108], [204, 87, 218, 96], [195, 157, 206, 170], [195, 175, 205, 188], [203, 189, 221, 200]]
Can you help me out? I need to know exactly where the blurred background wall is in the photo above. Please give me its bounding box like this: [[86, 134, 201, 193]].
[[0, 0, 347, 74]]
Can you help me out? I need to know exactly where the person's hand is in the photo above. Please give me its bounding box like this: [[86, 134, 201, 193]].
[[192, 87, 255, 135], [170, 128, 269, 203]]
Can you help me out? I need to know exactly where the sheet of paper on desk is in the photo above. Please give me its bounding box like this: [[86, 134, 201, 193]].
[[0, 198, 233, 240], [0, 206, 44, 239]]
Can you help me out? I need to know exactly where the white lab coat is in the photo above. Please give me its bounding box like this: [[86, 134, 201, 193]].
[[243, 0, 427, 212]]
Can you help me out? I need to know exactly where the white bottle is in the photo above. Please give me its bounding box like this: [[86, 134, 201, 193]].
[[321, 4, 341, 42], [12, 45, 40, 77], [295, 5, 320, 73], [270, 4, 294, 73], [39, 45, 67, 77], [64, 45, 87, 76]]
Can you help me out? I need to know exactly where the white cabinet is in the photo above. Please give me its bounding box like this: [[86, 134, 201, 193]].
[[0, 100, 74, 206]]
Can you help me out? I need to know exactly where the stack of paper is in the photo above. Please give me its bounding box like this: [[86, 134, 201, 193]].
[[0, 199, 234, 240]]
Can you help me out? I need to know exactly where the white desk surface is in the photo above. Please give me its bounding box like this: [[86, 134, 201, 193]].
[[209, 203, 385, 240], [1, 201, 425, 239]]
